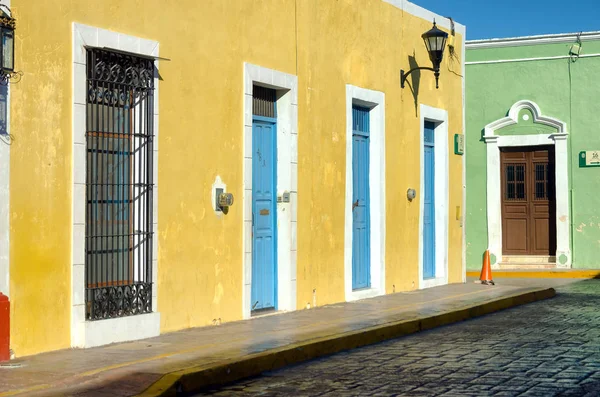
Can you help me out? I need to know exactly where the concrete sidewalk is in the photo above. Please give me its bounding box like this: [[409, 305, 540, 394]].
[[0, 282, 556, 397]]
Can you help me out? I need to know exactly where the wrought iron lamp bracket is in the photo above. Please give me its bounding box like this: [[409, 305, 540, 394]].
[[400, 66, 440, 89], [0, 69, 22, 86]]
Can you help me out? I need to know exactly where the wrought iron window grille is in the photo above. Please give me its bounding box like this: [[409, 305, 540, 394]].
[[0, 5, 22, 86], [85, 48, 155, 321]]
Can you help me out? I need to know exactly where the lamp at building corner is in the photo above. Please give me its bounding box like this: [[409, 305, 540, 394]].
[[0, 5, 20, 86], [400, 21, 449, 89]]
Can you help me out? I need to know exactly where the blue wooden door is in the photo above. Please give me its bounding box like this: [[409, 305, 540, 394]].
[[352, 106, 371, 290], [423, 121, 436, 279], [252, 119, 277, 311]]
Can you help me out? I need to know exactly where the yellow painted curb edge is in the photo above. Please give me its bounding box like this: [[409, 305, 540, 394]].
[[136, 287, 556, 397], [466, 270, 600, 279]]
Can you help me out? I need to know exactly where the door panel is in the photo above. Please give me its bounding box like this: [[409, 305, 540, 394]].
[[533, 218, 550, 252], [352, 106, 370, 290], [502, 161, 528, 254], [423, 121, 436, 279], [251, 120, 276, 311], [505, 219, 528, 252], [501, 146, 556, 256]]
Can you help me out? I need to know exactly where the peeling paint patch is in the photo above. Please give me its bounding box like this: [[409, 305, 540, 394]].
[[559, 215, 567, 222], [332, 130, 339, 143], [213, 282, 224, 305]]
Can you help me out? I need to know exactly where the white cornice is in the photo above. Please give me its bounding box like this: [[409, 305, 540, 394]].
[[466, 53, 600, 65], [382, 0, 466, 37], [466, 31, 600, 49]]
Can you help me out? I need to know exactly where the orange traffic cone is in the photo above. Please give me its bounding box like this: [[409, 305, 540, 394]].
[[479, 250, 495, 285]]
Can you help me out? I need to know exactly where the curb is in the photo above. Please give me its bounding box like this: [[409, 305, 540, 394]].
[[137, 287, 556, 397], [466, 270, 600, 279]]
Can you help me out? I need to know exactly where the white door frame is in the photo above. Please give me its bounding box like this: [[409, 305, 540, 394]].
[[344, 85, 386, 302], [418, 104, 449, 289], [483, 100, 570, 268], [242, 63, 298, 319]]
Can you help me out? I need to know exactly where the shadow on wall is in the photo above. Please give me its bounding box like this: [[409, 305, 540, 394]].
[[406, 53, 421, 117]]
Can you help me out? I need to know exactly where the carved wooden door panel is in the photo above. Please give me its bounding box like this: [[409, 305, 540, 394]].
[[501, 146, 556, 256]]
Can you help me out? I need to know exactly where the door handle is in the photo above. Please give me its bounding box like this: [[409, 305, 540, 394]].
[[352, 199, 359, 211]]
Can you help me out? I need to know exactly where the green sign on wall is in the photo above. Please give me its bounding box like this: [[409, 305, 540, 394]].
[[454, 134, 464, 155], [579, 151, 600, 167]]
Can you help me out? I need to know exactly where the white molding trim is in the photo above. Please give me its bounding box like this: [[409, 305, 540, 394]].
[[461, 24, 467, 283], [0, 0, 10, 297], [72, 23, 160, 348], [483, 100, 571, 268], [382, 0, 466, 36], [242, 63, 297, 319], [467, 31, 600, 49], [344, 85, 386, 302], [466, 53, 600, 66], [418, 104, 449, 289], [484, 100, 567, 136]]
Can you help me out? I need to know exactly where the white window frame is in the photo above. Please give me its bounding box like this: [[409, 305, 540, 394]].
[[344, 85, 386, 302], [71, 23, 160, 348], [418, 104, 449, 289], [483, 99, 570, 268], [242, 63, 298, 319]]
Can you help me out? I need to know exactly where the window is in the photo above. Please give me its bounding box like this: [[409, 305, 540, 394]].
[[534, 163, 551, 200], [252, 85, 276, 117], [85, 48, 155, 320], [504, 164, 526, 200]]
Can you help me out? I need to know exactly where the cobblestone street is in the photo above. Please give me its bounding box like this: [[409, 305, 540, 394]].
[[197, 280, 600, 397]]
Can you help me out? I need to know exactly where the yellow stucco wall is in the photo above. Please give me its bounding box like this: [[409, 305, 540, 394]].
[[9, 0, 463, 356], [294, 1, 465, 305]]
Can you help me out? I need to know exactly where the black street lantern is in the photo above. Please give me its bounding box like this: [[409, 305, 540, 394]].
[[401, 21, 449, 89], [0, 5, 18, 85]]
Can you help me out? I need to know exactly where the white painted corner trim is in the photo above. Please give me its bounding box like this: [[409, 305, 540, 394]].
[[242, 63, 298, 319], [382, 0, 466, 37], [418, 104, 449, 289], [344, 85, 386, 302], [0, 0, 10, 298], [483, 100, 570, 268], [71, 23, 160, 348]]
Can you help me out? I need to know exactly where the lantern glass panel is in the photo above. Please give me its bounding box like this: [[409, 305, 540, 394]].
[[436, 36, 446, 52], [2, 28, 13, 71], [428, 36, 438, 51], [422, 36, 430, 52]]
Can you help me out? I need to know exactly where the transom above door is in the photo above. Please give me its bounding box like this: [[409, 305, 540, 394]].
[[500, 146, 556, 255]]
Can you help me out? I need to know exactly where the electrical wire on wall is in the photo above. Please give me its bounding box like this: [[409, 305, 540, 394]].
[[445, 16, 463, 78]]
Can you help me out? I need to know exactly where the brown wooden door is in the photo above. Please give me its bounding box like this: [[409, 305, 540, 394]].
[[501, 146, 556, 255]]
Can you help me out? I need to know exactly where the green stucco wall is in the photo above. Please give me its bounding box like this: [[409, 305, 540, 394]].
[[466, 37, 600, 269]]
